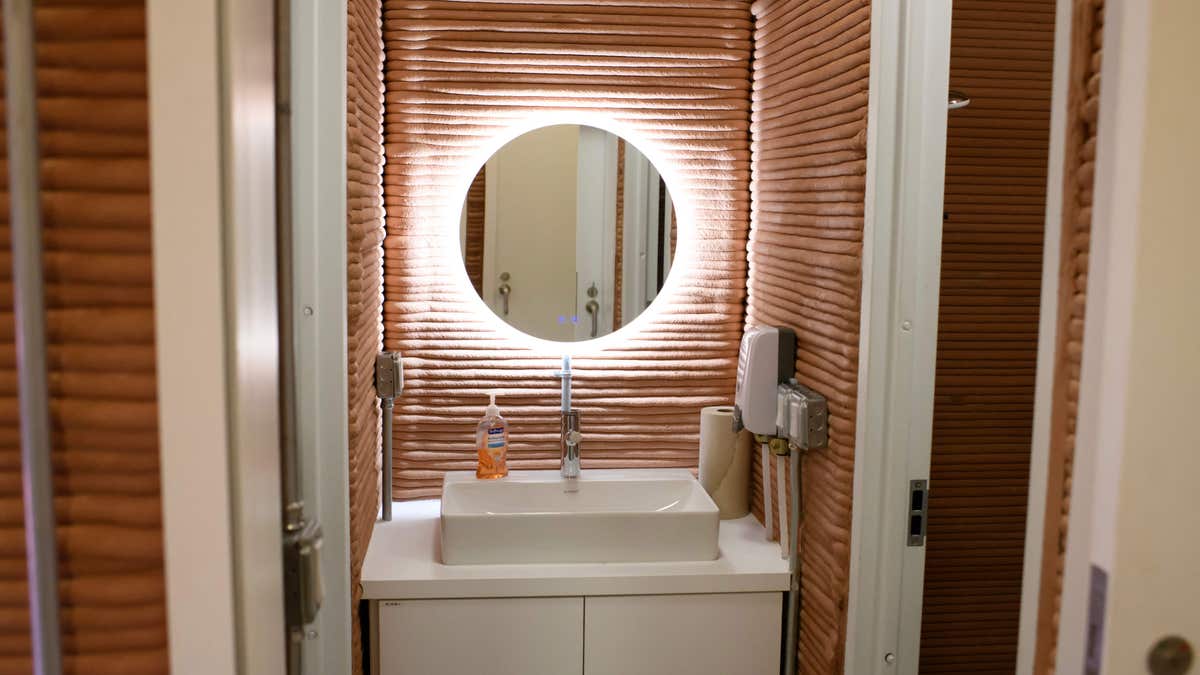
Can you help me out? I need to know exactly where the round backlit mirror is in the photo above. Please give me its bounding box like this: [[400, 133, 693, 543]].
[[459, 124, 678, 342]]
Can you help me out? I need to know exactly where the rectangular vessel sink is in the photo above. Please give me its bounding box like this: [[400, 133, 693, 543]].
[[440, 469, 719, 565]]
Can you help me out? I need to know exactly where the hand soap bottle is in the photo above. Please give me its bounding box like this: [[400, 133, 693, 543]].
[[475, 391, 509, 479]]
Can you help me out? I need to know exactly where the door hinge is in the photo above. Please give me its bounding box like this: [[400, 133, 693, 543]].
[[907, 480, 928, 547], [284, 501, 324, 635]]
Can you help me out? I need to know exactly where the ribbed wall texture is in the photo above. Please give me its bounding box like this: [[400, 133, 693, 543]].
[[347, 0, 386, 672], [1033, 1, 1103, 672], [463, 168, 486, 294], [381, 0, 754, 499], [0, 3, 168, 673], [747, 1, 870, 673], [919, 2, 1055, 672]]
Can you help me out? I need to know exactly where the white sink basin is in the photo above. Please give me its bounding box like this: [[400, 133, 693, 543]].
[[440, 469, 720, 565]]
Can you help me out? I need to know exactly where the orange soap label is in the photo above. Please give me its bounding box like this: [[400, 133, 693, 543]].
[[476, 436, 507, 479]]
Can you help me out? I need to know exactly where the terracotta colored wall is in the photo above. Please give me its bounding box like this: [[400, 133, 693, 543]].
[[381, 0, 754, 499], [746, 1, 871, 673], [0, 2, 167, 673], [919, 1, 1056, 671], [462, 169, 486, 295], [347, 0, 386, 671], [1033, 0, 1104, 671]]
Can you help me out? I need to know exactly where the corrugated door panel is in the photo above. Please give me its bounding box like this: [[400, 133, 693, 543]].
[[0, 2, 168, 674], [747, 1, 871, 673], [380, 0, 754, 499], [920, 1, 1055, 672], [1033, 0, 1103, 672], [347, 0, 387, 672]]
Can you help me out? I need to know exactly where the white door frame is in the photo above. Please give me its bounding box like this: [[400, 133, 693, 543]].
[[149, 0, 286, 673], [641, 164, 664, 307], [290, 0, 353, 673], [575, 127, 617, 338], [660, 189, 674, 276], [1014, 0, 1076, 669], [621, 147, 651, 320], [844, 1, 952, 674], [481, 156, 500, 310], [1051, 2, 1152, 671]]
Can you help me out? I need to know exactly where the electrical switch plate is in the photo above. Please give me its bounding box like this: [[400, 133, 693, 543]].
[[375, 351, 403, 399]]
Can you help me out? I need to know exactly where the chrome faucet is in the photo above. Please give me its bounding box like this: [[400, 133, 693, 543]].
[[561, 409, 581, 480]]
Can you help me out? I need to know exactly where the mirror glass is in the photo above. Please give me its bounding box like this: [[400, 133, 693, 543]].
[[459, 124, 678, 342]]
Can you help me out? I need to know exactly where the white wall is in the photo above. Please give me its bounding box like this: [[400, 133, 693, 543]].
[[1096, 0, 1200, 669], [1057, 1, 1200, 671]]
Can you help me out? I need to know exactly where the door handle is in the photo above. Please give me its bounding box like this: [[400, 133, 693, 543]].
[[585, 283, 600, 337], [585, 299, 600, 338], [498, 272, 511, 316]]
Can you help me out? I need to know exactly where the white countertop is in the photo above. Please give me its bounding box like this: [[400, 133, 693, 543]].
[[361, 499, 790, 599]]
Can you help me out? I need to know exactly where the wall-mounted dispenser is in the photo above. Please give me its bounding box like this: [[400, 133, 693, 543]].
[[734, 326, 797, 436]]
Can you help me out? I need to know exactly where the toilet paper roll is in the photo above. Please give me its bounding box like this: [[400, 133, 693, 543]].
[[698, 405, 752, 520]]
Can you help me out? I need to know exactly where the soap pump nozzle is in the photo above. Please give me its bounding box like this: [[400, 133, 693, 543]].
[[485, 391, 501, 418]]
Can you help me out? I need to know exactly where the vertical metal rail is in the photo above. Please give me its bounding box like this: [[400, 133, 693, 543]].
[[3, 2, 64, 674], [273, 0, 307, 671], [784, 450, 802, 675], [275, 0, 299, 533], [380, 398, 394, 521], [376, 352, 403, 521]]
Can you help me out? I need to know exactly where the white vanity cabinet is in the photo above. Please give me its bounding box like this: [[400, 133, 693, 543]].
[[363, 502, 791, 675], [378, 597, 584, 675], [375, 592, 781, 675], [583, 593, 781, 675]]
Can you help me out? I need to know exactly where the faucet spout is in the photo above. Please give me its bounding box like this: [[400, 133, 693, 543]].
[[560, 409, 581, 480]]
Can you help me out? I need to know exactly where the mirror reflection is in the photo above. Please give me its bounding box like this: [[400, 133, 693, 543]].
[[459, 124, 678, 342]]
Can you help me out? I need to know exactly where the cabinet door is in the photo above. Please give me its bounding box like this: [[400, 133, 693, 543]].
[[584, 592, 782, 675], [379, 597, 583, 675]]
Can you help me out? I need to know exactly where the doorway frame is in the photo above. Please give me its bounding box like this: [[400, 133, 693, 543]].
[[844, 1, 952, 674], [148, 0, 287, 673], [289, 0, 354, 672], [575, 126, 618, 339], [1041, 2, 1154, 671], [1013, 0, 1076, 669], [620, 146, 653, 318]]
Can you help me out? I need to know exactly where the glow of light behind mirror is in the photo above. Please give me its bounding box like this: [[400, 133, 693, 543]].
[[443, 111, 696, 354]]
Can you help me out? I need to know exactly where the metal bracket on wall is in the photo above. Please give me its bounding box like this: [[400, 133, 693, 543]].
[[375, 352, 404, 521], [908, 480, 929, 547]]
